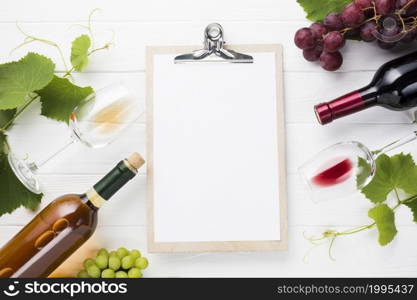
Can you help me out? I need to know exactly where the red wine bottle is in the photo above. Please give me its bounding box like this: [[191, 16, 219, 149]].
[[314, 51, 417, 125]]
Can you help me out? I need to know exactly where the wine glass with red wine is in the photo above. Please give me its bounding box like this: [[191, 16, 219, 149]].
[[299, 131, 417, 202]]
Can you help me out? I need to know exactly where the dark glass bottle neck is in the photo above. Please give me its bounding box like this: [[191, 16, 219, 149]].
[[94, 160, 136, 200], [86, 160, 137, 208], [314, 85, 381, 125], [357, 85, 379, 107]]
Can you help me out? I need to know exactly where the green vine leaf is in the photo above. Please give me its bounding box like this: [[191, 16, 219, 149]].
[[404, 198, 417, 222], [361, 153, 417, 203], [38, 76, 93, 123], [0, 133, 43, 216], [0, 12, 110, 219], [0, 53, 55, 109], [296, 0, 353, 22], [0, 109, 16, 128], [356, 157, 372, 189], [0, 132, 6, 151], [70, 35, 91, 72], [368, 204, 397, 246]]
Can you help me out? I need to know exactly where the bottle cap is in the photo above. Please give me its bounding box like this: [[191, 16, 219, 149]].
[[314, 103, 333, 125], [127, 152, 145, 170], [313, 91, 365, 125]]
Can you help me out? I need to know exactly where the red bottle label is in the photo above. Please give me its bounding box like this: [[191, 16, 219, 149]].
[[314, 91, 365, 124]]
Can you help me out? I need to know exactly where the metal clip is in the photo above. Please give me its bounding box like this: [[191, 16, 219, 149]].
[[174, 23, 253, 63]]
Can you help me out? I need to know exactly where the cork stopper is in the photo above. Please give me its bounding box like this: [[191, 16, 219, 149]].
[[127, 152, 145, 170]]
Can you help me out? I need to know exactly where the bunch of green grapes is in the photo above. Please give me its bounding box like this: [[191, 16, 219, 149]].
[[77, 248, 149, 278]]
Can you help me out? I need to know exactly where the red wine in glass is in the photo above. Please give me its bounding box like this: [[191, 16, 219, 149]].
[[311, 158, 353, 187], [299, 131, 417, 202]]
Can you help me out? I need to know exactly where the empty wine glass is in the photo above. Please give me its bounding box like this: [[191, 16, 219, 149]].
[[8, 83, 143, 194], [299, 131, 417, 202]]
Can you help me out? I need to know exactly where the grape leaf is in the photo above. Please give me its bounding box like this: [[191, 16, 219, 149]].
[[0, 132, 6, 151], [404, 198, 417, 222], [368, 204, 397, 246], [38, 76, 94, 123], [70, 35, 91, 72], [296, 0, 353, 22], [0, 109, 16, 128], [0, 53, 55, 109], [361, 153, 417, 203], [0, 133, 42, 216], [356, 156, 372, 189]]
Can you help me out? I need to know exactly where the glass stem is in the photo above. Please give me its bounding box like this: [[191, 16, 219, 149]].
[[372, 131, 417, 156], [31, 137, 76, 171]]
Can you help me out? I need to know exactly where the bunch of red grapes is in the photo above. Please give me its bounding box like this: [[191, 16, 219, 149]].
[[294, 0, 417, 71]]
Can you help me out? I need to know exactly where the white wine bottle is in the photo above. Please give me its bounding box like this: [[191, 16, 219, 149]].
[[0, 153, 144, 278]]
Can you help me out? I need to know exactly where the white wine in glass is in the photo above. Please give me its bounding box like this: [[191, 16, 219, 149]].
[[8, 83, 144, 194]]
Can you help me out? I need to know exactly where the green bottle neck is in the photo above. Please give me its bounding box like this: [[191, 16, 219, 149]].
[[86, 159, 137, 208]]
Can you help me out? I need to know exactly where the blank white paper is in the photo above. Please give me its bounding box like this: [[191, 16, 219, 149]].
[[152, 52, 280, 242]]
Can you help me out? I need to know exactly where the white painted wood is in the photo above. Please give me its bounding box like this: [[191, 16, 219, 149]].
[[2, 225, 417, 277], [1, 22, 415, 73], [1, 0, 417, 277], [8, 122, 417, 175], [0, 0, 305, 22], [1, 173, 416, 228], [8, 72, 416, 126]]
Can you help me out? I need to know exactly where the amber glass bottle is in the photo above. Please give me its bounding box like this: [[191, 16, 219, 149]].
[[0, 153, 144, 278]]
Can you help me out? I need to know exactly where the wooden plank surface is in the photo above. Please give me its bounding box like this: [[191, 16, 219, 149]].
[[1, 0, 417, 277], [0, 0, 304, 22], [0, 22, 414, 72]]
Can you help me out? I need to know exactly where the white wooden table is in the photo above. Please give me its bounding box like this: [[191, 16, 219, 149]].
[[2, 0, 417, 277]]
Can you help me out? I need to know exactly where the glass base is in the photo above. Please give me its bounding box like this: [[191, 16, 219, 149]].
[[8, 152, 41, 194]]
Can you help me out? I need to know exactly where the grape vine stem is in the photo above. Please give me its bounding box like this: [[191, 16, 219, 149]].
[[3, 12, 112, 131], [63, 43, 111, 78], [305, 189, 417, 260], [399, 0, 417, 14], [14, 23, 72, 79]]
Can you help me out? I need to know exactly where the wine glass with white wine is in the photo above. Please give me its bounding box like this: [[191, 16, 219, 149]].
[[8, 83, 144, 194]]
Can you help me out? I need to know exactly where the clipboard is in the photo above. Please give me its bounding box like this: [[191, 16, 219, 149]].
[[146, 24, 287, 253]]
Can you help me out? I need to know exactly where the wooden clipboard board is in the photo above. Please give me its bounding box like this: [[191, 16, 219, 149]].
[[146, 25, 287, 253]]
